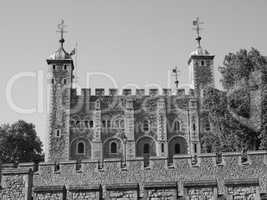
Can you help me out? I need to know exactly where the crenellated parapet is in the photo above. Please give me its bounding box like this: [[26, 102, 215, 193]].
[[70, 88, 196, 98], [1, 151, 267, 199]]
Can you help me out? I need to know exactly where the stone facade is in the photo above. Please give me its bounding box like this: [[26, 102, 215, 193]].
[[46, 32, 217, 164], [1, 151, 267, 199]]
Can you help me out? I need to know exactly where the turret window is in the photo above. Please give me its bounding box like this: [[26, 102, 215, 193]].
[[77, 141, 85, 154], [55, 129, 61, 137]]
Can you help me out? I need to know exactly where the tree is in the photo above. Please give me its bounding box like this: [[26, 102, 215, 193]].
[[219, 48, 267, 90], [0, 120, 44, 163]]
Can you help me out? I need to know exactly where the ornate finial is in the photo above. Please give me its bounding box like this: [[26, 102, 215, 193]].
[[172, 66, 180, 89], [193, 17, 204, 47], [57, 19, 67, 47]]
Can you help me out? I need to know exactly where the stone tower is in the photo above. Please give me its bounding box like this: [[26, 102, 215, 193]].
[[188, 18, 215, 96], [46, 20, 74, 162]]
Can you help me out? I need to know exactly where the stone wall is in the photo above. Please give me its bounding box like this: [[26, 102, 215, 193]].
[[1, 151, 267, 199]]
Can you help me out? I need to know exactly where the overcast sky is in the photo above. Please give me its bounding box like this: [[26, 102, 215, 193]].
[[0, 0, 266, 150]]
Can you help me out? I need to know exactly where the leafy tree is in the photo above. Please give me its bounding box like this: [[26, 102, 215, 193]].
[[0, 120, 44, 163], [203, 87, 259, 152]]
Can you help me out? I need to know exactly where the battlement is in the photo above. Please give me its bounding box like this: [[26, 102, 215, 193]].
[[1, 151, 267, 199], [70, 88, 195, 98]]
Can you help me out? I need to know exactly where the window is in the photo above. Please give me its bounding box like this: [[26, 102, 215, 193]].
[[55, 129, 61, 137], [119, 119, 124, 128], [64, 65, 67, 70], [201, 60, 205, 66], [51, 78, 55, 84], [70, 120, 75, 127], [84, 121, 89, 128], [110, 142, 117, 153], [194, 144, 197, 153], [143, 120, 150, 132], [76, 120, 80, 127], [102, 120, 106, 128], [107, 120, 111, 128], [63, 79, 67, 85], [77, 142, 85, 154], [205, 121, 210, 131], [89, 120, 94, 128], [53, 65, 56, 70], [161, 143, 164, 153], [144, 143, 150, 154], [175, 143, 180, 154], [174, 121, 180, 131], [193, 123, 196, 131]]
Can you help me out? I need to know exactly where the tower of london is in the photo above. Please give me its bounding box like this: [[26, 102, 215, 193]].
[[0, 20, 266, 200], [46, 19, 214, 164]]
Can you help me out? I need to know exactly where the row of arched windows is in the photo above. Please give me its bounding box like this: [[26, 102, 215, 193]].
[[74, 140, 185, 155]]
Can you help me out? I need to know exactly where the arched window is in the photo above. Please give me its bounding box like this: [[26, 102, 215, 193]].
[[144, 143, 150, 154], [143, 120, 150, 132], [119, 119, 124, 128], [77, 142, 85, 154], [175, 143, 180, 154], [174, 121, 180, 131], [110, 142, 117, 153]]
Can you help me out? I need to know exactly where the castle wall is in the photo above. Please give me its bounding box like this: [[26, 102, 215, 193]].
[[1, 151, 267, 199]]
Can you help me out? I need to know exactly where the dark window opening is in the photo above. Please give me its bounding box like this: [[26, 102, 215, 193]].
[[77, 142, 85, 154], [56, 129, 61, 137], [144, 143, 150, 154], [194, 144, 197, 153], [89, 120, 94, 128], [63, 79, 67, 85], [143, 120, 149, 131], [51, 78, 55, 84], [193, 123, 196, 131], [201, 60, 205, 66], [53, 65, 56, 70], [175, 143, 180, 154], [76, 121, 80, 126], [102, 120, 106, 128], [161, 143, 164, 153], [64, 65, 67, 70], [111, 142, 117, 153]]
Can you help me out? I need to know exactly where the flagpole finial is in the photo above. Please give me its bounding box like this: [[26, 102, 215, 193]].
[[192, 17, 204, 48], [57, 19, 67, 48]]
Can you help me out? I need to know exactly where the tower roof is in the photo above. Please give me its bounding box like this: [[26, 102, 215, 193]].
[[48, 20, 74, 61]]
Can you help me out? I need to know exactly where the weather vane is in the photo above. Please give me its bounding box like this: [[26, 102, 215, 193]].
[[57, 19, 67, 47], [193, 17, 204, 47], [172, 66, 180, 89]]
